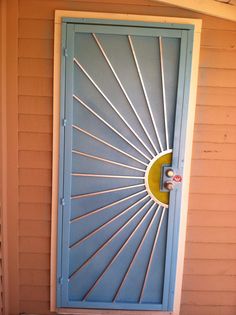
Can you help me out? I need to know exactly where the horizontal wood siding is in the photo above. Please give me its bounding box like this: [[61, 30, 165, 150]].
[[0, 212, 4, 315], [0, 2, 5, 314], [17, 0, 236, 314]]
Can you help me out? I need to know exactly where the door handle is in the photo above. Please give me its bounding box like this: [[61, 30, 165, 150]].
[[164, 168, 175, 190], [161, 166, 182, 192]]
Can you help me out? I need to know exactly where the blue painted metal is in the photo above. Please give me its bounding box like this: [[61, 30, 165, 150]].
[[56, 21, 67, 308], [62, 17, 194, 31], [61, 23, 76, 307], [75, 24, 183, 37], [165, 29, 194, 311], [57, 18, 194, 311], [162, 30, 188, 311]]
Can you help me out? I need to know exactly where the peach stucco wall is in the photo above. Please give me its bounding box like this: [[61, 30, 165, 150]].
[[1, 0, 236, 314]]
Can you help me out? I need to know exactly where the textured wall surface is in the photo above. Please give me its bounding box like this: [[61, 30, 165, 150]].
[[9, 0, 236, 314]]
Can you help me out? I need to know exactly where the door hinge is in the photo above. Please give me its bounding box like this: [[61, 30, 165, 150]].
[[58, 277, 64, 285], [61, 198, 65, 206], [64, 47, 68, 57], [62, 118, 67, 127]]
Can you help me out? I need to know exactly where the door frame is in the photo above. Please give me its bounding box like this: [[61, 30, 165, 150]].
[[51, 10, 201, 315]]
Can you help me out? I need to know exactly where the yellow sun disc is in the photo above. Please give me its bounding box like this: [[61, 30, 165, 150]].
[[145, 150, 172, 208]]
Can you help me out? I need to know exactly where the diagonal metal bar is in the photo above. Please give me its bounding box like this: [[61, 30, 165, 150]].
[[91, 34, 158, 156], [82, 202, 156, 301], [139, 207, 166, 302], [71, 183, 145, 200], [128, 35, 164, 152], [72, 150, 145, 173], [70, 194, 149, 249], [74, 57, 155, 159], [69, 198, 152, 280], [159, 37, 170, 150], [73, 94, 151, 162], [72, 173, 144, 179], [113, 204, 161, 301], [73, 125, 148, 167], [71, 190, 147, 223]]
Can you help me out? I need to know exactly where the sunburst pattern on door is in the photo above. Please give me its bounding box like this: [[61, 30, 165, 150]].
[[62, 25, 182, 307]]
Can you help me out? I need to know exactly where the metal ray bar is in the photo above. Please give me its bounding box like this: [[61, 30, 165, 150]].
[[72, 150, 145, 173], [139, 207, 166, 302], [71, 189, 147, 223], [128, 35, 164, 152], [91, 35, 157, 157], [73, 94, 151, 162], [72, 173, 144, 179], [73, 125, 148, 167], [113, 204, 161, 301], [74, 58, 155, 159], [159, 37, 169, 150], [69, 198, 152, 280], [70, 194, 149, 249], [82, 202, 156, 301], [71, 183, 145, 200]]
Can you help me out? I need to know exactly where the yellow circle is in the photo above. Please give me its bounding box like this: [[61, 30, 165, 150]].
[[145, 151, 172, 207]]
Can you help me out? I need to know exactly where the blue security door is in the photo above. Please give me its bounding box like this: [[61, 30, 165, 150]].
[[57, 18, 194, 311]]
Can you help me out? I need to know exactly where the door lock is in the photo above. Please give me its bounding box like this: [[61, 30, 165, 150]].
[[161, 166, 182, 192], [165, 168, 174, 178], [164, 181, 174, 191]]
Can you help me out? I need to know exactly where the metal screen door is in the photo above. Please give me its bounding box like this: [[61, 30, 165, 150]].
[[57, 18, 194, 311]]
